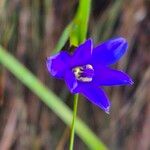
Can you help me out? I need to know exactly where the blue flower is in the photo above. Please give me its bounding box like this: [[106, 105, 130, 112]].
[[46, 38, 133, 114]]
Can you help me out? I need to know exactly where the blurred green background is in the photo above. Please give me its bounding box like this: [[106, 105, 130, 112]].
[[0, 0, 150, 150]]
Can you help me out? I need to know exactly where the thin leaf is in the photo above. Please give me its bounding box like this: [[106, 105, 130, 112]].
[[70, 0, 91, 45]]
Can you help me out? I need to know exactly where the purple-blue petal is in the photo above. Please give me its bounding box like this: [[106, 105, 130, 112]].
[[75, 83, 111, 113], [46, 51, 70, 79], [64, 69, 78, 93], [91, 37, 128, 65], [92, 65, 133, 86], [70, 39, 93, 67]]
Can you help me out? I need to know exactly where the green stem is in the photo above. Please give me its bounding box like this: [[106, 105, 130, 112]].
[[69, 94, 79, 150]]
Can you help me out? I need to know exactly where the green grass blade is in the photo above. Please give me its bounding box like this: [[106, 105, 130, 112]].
[[76, 0, 91, 42], [70, 0, 91, 45], [53, 0, 91, 50], [0, 46, 108, 150]]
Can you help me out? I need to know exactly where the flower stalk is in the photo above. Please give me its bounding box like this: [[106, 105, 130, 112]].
[[69, 94, 79, 150]]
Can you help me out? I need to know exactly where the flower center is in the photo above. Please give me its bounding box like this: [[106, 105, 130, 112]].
[[72, 64, 94, 82]]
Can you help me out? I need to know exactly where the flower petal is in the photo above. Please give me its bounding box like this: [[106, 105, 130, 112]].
[[92, 65, 133, 86], [75, 83, 111, 113], [70, 39, 93, 67], [46, 51, 70, 78], [92, 37, 128, 65], [64, 70, 78, 93]]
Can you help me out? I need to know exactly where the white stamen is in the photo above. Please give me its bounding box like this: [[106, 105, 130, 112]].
[[72, 64, 94, 82]]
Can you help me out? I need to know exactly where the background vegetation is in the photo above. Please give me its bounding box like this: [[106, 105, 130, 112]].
[[0, 0, 150, 150]]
